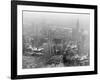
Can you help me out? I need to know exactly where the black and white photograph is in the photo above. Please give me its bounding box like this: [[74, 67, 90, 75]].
[[11, 1, 97, 79], [22, 11, 90, 69]]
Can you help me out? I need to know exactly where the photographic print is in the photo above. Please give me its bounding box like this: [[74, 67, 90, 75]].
[[11, 1, 97, 79], [22, 11, 90, 69]]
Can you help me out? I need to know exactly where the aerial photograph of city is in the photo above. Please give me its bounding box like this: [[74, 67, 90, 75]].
[[22, 11, 90, 69]]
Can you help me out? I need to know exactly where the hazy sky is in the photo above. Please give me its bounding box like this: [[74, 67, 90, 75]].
[[23, 11, 90, 32]]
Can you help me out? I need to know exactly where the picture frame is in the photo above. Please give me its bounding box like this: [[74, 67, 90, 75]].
[[11, 0, 98, 79]]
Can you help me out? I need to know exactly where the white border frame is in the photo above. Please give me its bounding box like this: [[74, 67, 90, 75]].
[[17, 5, 94, 75]]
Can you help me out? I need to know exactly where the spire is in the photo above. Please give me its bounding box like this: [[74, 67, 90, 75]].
[[76, 18, 79, 32]]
